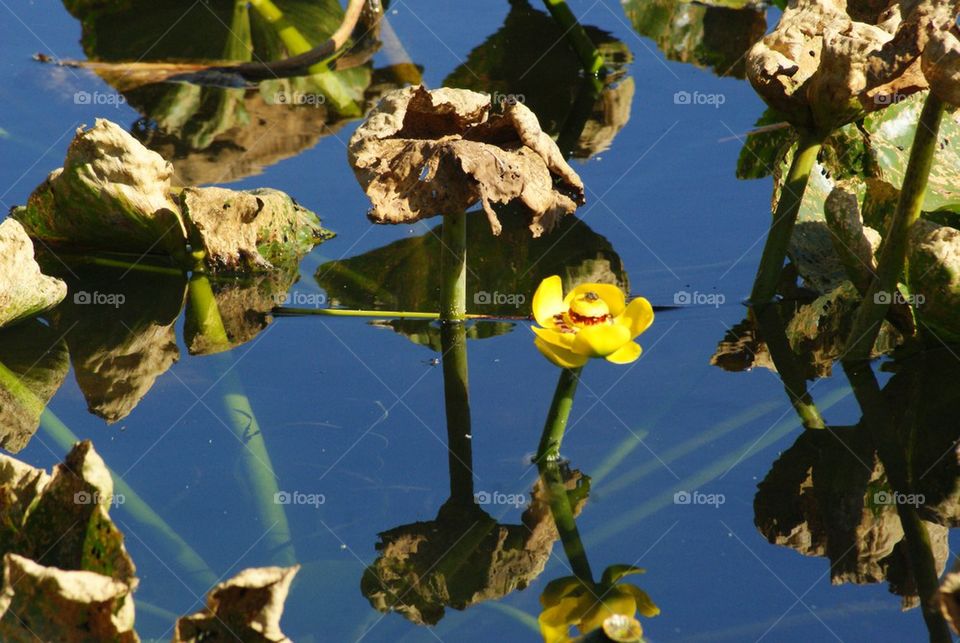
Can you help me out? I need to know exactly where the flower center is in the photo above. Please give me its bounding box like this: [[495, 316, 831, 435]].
[[562, 292, 612, 328]]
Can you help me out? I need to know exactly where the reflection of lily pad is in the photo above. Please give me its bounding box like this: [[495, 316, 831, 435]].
[[64, 0, 376, 183], [46, 262, 186, 424], [443, 0, 633, 158], [316, 212, 628, 317], [370, 320, 515, 351], [623, 0, 766, 78], [0, 320, 70, 453], [174, 565, 300, 643]]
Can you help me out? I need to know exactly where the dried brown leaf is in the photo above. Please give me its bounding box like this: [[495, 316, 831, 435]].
[[348, 86, 584, 238]]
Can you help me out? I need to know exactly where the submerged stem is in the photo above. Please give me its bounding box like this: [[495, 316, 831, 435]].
[[750, 131, 823, 305], [844, 92, 945, 362], [536, 367, 583, 462], [440, 211, 468, 322]]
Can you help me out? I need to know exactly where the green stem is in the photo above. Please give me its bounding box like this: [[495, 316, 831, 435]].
[[186, 272, 296, 565], [441, 211, 468, 322], [273, 307, 526, 320], [536, 367, 583, 463], [750, 131, 823, 305], [751, 304, 825, 429], [440, 321, 474, 503], [541, 0, 605, 76], [844, 92, 945, 362], [538, 460, 594, 585]]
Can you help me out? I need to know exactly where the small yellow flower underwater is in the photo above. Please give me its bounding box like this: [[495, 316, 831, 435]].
[[532, 276, 654, 368], [539, 565, 659, 643]]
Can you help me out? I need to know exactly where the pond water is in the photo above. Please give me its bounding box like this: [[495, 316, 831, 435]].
[[0, 1, 955, 641]]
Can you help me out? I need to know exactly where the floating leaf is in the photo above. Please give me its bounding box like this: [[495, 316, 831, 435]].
[[0, 553, 137, 643], [0, 219, 67, 328], [348, 86, 584, 237]]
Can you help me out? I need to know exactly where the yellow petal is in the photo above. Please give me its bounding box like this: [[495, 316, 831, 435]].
[[539, 599, 579, 643], [541, 576, 583, 607], [535, 337, 589, 369], [563, 283, 626, 316], [616, 297, 654, 339], [572, 324, 631, 358], [605, 341, 642, 365], [533, 276, 566, 327], [620, 584, 660, 618], [532, 324, 575, 349]]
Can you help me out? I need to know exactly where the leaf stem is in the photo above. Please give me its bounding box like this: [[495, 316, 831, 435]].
[[750, 130, 823, 305], [441, 211, 468, 322], [536, 366, 583, 463], [540, 0, 605, 76], [843, 92, 945, 362]]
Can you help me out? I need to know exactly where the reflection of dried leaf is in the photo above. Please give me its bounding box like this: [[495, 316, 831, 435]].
[[13, 119, 187, 257], [362, 469, 589, 625], [173, 565, 300, 643], [0, 553, 137, 643], [940, 568, 960, 633], [184, 269, 299, 355], [349, 86, 584, 237], [0, 219, 66, 328], [0, 321, 70, 452]]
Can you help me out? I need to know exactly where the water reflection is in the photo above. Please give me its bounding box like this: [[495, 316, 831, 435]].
[[316, 212, 628, 318], [0, 320, 69, 452], [623, 0, 765, 78], [444, 0, 633, 159], [62, 0, 414, 183], [361, 319, 590, 625]]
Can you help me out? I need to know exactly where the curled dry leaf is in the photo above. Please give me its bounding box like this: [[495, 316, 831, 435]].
[[180, 187, 329, 273], [0, 219, 67, 328], [920, 3, 960, 105], [746, 0, 927, 132], [173, 565, 300, 643], [348, 86, 585, 238], [13, 119, 187, 257], [10, 118, 330, 273], [0, 553, 137, 643], [940, 568, 960, 633]]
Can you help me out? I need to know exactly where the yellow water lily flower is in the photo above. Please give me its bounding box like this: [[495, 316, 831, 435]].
[[538, 566, 659, 643], [532, 276, 654, 368]]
